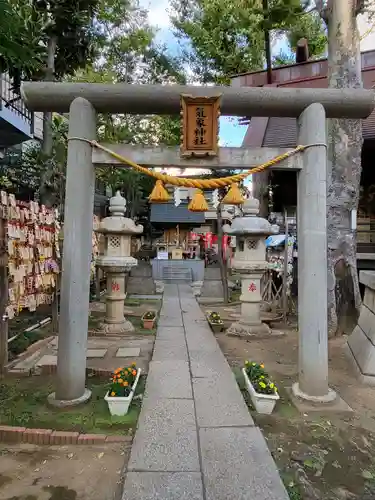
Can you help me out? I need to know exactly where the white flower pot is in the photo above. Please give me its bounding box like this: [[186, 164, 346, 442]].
[[105, 368, 141, 416], [242, 368, 279, 415]]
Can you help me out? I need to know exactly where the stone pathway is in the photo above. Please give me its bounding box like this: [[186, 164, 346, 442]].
[[122, 284, 289, 500]]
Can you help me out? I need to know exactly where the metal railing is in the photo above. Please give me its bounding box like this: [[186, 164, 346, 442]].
[[0, 73, 33, 130]]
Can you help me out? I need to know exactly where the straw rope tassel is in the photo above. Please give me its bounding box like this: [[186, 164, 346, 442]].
[[149, 180, 170, 202], [188, 189, 209, 212], [221, 182, 244, 205]]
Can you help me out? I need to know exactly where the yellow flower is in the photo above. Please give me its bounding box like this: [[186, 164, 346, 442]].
[[124, 381, 129, 387], [131, 362, 136, 367], [270, 383, 274, 389], [259, 382, 266, 388], [260, 363, 265, 368], [252, 362, 256, 366], [245, 360, 249, 365], [260, 375, 265, 379], [111, 392, 115, 396], [118, 378, 123, 384]]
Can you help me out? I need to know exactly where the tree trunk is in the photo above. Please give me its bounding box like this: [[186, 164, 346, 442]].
[[325, 0, 363, 336], [217, 205, 229, 303], [263, 0, 272, 85], [40, 35, 57, 207]]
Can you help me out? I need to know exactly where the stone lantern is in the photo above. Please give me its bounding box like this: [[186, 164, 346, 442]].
[[96, 191, 143, 333], [224, 198, 278, 336]]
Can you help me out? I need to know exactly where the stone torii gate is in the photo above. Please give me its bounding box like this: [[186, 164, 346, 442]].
[[21, 83, 374, 407]]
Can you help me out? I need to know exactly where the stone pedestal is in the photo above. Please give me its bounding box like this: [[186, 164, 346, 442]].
[[224, 199, 278, 337], [347, 271, 375, 385], [96, 192, 143, 334], [227, 271, 270, 336], [99, 267, 133, 333]]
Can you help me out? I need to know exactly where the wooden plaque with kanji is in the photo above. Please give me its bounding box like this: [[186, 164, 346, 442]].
[[180, 94, 221, 158]]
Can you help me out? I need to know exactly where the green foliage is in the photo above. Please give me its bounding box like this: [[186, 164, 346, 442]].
[[109, 363, 138, 398], [244, 360, 278, 395], [0, 0, 45, 77], [286, 9, 327, 58], [0, 0, 101, 85], [0, 374, 145, 433], [0, 114, 68, 207], [31, 0, 101, 79], [207, 311, 223, 324], [171, 0, 327, 83]]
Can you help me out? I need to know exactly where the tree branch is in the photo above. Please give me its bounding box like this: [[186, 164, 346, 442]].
[[315, 0, 330, 23], [355, 0, 366, 15]]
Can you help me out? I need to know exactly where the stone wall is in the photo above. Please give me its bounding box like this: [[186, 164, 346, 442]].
[[126, 262, 155, 295], [347, 270, 375, 385]]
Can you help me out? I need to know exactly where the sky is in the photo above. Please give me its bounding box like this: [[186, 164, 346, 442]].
[[139, 1, 375, 148]]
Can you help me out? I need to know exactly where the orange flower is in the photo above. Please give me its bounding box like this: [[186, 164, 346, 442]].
[[124, 381, 129, 387], [111, 392, 115, 396], [132, 370, 137, 376], [260, 364, 265, 368], [124, 369, 128, 375]]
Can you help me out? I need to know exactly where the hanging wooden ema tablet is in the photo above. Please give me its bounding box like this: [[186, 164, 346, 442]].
[[180, 94, 221, 158]]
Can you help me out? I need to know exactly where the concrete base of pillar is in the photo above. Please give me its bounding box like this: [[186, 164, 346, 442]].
[[291, 382, 337, 404], [154, 280, 164, 294], [226, 320, 272, 338], [191, 281, 203, 297], [48, 388, 92, 408], [287, 386, 352, 413], [98, 318, 135, 334]]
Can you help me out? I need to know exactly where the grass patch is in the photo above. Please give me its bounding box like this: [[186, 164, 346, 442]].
[[0, 374, 146, 435], [124, 298, 161, 307]]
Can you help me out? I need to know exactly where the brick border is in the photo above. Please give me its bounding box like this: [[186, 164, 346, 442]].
[[0, 425, 132, 445]]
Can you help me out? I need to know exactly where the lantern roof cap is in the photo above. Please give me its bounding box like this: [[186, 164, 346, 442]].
[[224, 198, 279, 236], [96, 191, 143, 235]]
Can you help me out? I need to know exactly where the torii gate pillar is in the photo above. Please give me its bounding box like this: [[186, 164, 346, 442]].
[[293, 103, 336, 403], [48, 97, 96, 406]]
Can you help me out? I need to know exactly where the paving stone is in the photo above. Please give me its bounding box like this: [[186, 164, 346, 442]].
[[189, 349, 233, 378], [157, 326, 185, 341], [36, 355, 57, 367], [86, 349, 107, 359], [200, 427, 289, 500], [155, 334, 186, 350], [152, 341, 188, 362], [11, 350, 43, 372], [128, 398, 200, 472], [145, 360, 192, 399], [116, 347, 141, 358], [159, 316, 184, 327], [193, 377, 254, 427], [123, 472, 203, 500], [185, 327, 219, 352]]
